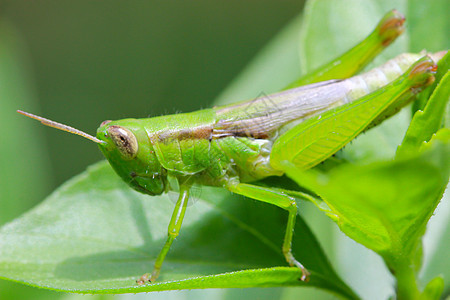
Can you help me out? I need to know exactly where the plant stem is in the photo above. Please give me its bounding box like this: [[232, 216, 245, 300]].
[[395, 261, 420, 300]]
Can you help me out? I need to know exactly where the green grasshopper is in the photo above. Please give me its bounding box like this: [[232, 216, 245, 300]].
[[18, 10, 444, 285]]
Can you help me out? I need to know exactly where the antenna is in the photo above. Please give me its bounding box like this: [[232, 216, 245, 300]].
[[17, 110, 106, 144]]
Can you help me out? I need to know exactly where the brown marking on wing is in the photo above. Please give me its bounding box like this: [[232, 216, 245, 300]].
[[156, 125, 213, 143]]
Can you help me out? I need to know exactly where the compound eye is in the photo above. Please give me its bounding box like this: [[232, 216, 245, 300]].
[[108, 125, 138, 159]]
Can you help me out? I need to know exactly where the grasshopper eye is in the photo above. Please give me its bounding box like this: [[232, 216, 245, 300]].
[[108, 125, 138, 159]]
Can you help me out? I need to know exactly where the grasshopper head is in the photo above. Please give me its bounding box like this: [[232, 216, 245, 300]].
[[97, 119, 167, 196], [17, 110, 167, 196]]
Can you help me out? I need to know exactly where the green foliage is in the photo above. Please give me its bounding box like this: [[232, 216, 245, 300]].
[[397, 52, 450, 157], [278, 21, 450, 298], [0, 161, 356, 298], [283, 130, 449, 299]]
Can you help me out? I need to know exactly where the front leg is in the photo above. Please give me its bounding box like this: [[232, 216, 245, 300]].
[[137, 183, 190, 285], [226, 182, 310, 282]]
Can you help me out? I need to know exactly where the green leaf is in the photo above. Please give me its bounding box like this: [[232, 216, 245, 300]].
[[282, 130, 449, 298], [413, 50, 450, 112], [0, 161, 357, 298], [285, 133, 449, 260], [420, 276, 444, 300], [397, 53, 450, 157], [420, 202, 450, 289], [298, 1, 449, 296]]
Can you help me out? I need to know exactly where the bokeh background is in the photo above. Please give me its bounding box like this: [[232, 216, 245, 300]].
[[1, 1, 448, 300]]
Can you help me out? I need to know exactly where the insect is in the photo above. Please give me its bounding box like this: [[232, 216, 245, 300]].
[[17, 10, 444, 285]]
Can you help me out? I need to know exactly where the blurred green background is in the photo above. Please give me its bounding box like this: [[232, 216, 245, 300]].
[[1, 1, 448, 299]]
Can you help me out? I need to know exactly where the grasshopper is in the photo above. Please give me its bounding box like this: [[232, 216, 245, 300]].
[[18, 10, 444, 284]]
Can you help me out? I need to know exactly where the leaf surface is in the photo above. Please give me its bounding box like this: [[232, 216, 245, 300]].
[[0, 161, 356, 297]]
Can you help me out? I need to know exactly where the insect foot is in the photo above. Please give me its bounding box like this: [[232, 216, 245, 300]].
[[136, 273, 151, 285], [285, 251, 310, 282], [300, 269, 311, 283]]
